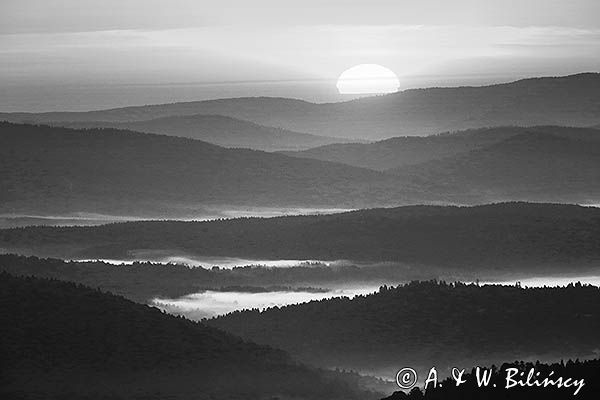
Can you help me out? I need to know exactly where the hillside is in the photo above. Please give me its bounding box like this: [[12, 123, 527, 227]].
[[0, 272, 376, 399], [60, 114, 352, 151], [390, 131, 600, 203], [2, 203, 599, 270], [208, 281, 600, 374], [2, 73, 599, 140], [0, 122, 416, 215], [1, 122, 597, 220], [282, 126, 600, 171]]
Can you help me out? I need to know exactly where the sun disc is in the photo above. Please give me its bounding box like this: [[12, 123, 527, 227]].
[[337, 64, 400, 94]]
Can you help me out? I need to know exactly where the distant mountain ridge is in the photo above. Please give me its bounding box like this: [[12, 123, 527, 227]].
[[390, 130, 600, 203], [285, 126, 600, 203], [2, 73, 599, 140], [0, 122, 416, 215], [2, 123, 598, 220], [282, 126, 600, 170], [58, 114, 354, 151]]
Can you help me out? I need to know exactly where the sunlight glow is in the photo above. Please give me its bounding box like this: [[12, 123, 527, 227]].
[[336, 64, 400, 94]]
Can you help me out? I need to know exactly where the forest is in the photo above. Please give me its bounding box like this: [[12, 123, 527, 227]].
[[282, 125, 600, 171], [0, 254, 440, 302], [2, 202, 599, 272], [0, 272, 378, 400], [0, 121, 409, 215], [209, 281, 600, 374], [4, 262, 598, 399], [2, 3, 600, 397]]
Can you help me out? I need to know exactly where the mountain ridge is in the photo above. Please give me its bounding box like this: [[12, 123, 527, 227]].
[[2, 73, 599, 140], [282, 126, 600, 170], [389, 130, 600, 203], [2, 202, 599, 270], [57, 114, 355, 151], [0, 122, 419, 215]]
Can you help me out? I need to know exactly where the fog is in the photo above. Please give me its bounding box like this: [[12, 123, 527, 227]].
[[0, 207, 353, 229], [152, 286, 381, 319], [74, 251, 337, 269], [152, 274, 600, 320], [0, 213, 147, 229], [483, 275, 600, 287]]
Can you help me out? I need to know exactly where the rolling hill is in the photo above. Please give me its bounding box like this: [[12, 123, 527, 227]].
[[282, 126, 600, 171], [2, 73, 599, 140], [0, 272, 376, 399], [0, 122, 419, 216], [2, 203, 599, 271], [59, 114, 352, 151], [2, 122, 598, 219], [208, 281, 600, 374], [389, 131, 600, 203]]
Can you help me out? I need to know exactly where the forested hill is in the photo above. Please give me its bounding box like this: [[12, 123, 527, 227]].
[[59, 114, 352, 151], [0, 272, 376, 400], [388, 131, 600, 203], [208, 281, 600, 374], [0, 254, 441, 303], [2, 202, 599, 270], [0, 121, 414, 215], [282, 126, 600, 171], [2, 122, 598, 217], [285, 127, 600, 204]]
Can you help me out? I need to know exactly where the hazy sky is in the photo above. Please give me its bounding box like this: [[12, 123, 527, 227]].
[[1, 0, 599, 111]]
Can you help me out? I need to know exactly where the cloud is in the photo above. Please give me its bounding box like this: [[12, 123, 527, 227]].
[[2, 0, 600, 35], [2, 24, 599, 86]]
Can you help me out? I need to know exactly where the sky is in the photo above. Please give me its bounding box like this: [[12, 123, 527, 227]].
[[1, 0, 599, 111]]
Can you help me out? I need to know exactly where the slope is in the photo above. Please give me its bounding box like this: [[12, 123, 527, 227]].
[[61, 114, 352, 151], [0, 272, 375, 399]]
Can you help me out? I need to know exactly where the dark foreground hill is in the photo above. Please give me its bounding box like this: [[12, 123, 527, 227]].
[[283, 126, 600, 171], [208, 281, 600, 375], [0, 272, 376, 400], [2, 203, 599, 271], [60, 114, 352, 151], [0, 122, 416, 215], [389, 131, 600, 203], [2, 73, 599, 139]]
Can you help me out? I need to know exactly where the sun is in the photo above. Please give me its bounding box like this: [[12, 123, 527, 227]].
[[336, 64, 400, 95]]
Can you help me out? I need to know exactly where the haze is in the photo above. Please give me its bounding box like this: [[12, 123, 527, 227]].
[[2, 0, 600, 111]]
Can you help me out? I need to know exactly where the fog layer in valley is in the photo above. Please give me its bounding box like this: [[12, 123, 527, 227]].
[[153, 285, 381, 319], [0, 207, 354, 229], [73, 253, 335, 269], [152, 273, 600, 320]]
